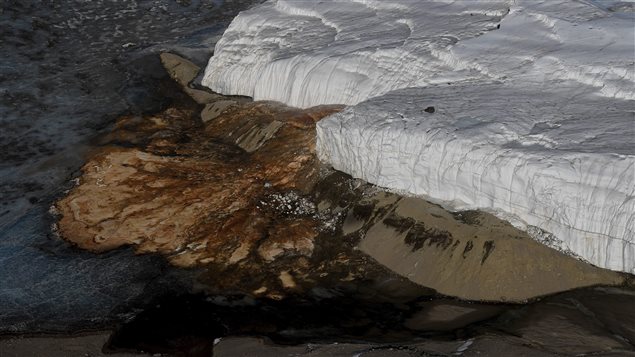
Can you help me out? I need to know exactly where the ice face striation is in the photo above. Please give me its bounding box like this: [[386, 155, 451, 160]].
[[202, 0, 511, 107], [204, 0, 635, 273], [317, 81, 635, 273], [203, 0, 634, 107]]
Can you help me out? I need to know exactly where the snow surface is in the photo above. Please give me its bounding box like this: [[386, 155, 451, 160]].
[[202, 0, 512, 107], [203, 0, 635, 273]]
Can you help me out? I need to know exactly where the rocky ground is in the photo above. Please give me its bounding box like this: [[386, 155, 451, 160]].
[[55, 53, 627, 303], [2, 3, 634, 353]]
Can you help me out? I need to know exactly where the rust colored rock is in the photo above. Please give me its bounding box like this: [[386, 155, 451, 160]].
[[57, 103, 341, 269]]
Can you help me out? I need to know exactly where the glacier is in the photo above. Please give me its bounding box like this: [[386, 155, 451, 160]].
[[202, 0, 635, 273]]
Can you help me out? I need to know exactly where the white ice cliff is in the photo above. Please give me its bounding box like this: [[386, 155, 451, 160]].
[[202, 0, 513, 107], [203, 0, 635, 273]]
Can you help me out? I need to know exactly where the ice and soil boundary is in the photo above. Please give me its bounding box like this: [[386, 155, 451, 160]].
[[202, 0, 635, 273]]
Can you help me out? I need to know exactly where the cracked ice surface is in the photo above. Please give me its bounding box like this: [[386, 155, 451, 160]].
[[203, 0, 635, 272]]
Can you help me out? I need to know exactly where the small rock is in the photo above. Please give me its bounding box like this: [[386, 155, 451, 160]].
[[424, 106, 435, 113], [159, 53, 200, 87], [253, 286, 268, 295], [279, 271, 297, 289]]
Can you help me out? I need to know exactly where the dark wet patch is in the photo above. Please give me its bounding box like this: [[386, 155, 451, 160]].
[[117, 53, 200, 115], [312, 171, 360, 208], [352, 203, 375, 221], [462, 241, 474, 258], [403, 222, 453, 252], [383, 214, 416, 234], [450, 240, 462, 255], [481, 240, 495, 264]]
